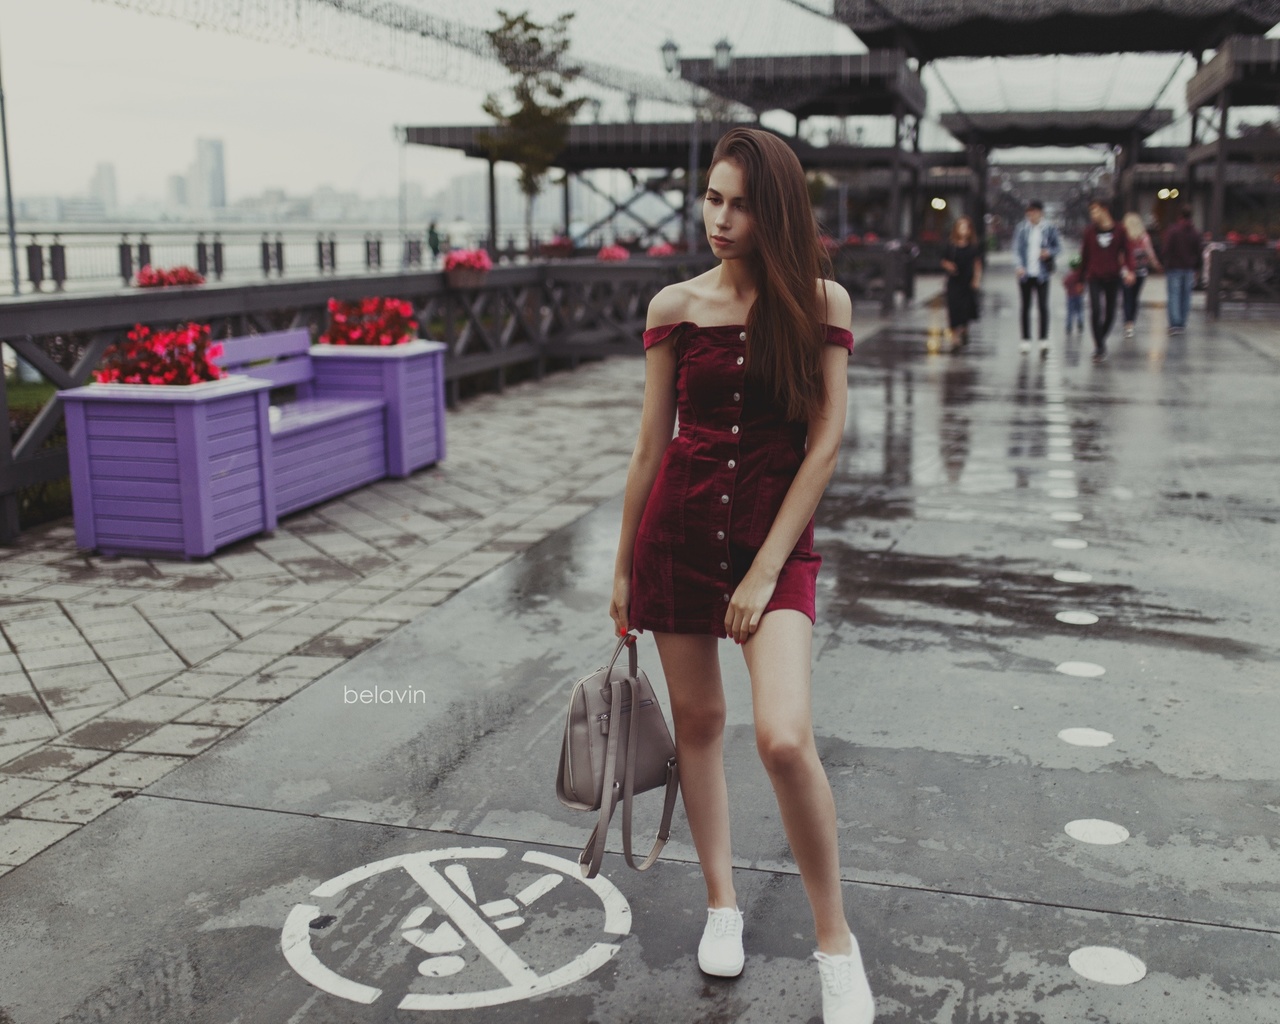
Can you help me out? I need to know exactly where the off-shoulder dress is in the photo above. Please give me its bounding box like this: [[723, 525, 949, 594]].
[[630, 321, 854, 637]]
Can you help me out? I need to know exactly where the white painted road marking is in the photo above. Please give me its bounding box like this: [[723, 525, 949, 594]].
[[281, 845, 631, 1011], [1069, 946, 1147, 985], [1065, 819, 1130, 845], [1058, 727, 1115, 747]]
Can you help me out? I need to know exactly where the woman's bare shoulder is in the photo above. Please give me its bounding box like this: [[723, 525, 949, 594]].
[[647, 282, 693, 329], [816, 278, 853, 330], [647, 273, 716, 329]]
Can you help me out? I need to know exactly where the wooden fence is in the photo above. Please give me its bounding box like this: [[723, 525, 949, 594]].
[[2, 248, 914, 542]]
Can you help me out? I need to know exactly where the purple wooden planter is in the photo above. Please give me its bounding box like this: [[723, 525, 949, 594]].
[[310, 340, 447, 477], [59, 376, 276, 559]]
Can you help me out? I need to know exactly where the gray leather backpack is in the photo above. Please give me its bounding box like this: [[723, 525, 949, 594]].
[[556, 633, 680, 878]]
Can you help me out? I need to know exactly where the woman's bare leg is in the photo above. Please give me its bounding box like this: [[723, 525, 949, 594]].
[[741, 610, 851, 954], [652, 631, 736, 909]]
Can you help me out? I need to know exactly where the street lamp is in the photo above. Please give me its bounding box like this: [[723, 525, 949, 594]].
[[660, 39, 732, 255], [713, 38, 733, 73], [660, 38, 678, 76]]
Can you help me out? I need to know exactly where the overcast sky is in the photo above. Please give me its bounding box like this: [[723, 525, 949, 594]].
[[0, 1, 1274, 205]]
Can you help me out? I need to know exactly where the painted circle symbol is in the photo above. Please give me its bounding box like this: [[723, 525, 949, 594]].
[[1069, 946, 1147, 985], [1065, 819, 1130, 845], [1058, 727, 1114, 747], [1057, 661, 1106, 678], [282, 846, 630, 1010]]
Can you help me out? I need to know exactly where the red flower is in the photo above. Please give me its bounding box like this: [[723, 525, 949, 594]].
[[94, 322, 224, 385], [317, 296, 418, 347]]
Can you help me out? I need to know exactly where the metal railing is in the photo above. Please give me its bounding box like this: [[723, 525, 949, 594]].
[[0, 258, 707, 541], [1206, 245, 1280, 317], [7, 225, 643, 295]]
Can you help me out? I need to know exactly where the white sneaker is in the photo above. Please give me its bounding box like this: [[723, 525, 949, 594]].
[[698, 907, 744, 977], [1019, 341, 1031, 354], [815, 933, 875, 1023], [1039, 340, 1050, 358], [1124, 323, 1135, 338]]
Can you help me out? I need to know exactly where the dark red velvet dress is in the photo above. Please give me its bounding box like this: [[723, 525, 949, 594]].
[[630, 321, 855, 637]]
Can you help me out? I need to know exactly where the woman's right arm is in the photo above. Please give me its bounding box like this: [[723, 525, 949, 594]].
[[609, 291, 681, 635]]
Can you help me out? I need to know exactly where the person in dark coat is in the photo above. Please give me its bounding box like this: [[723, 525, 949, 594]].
[[1162, 206, 1201, 335], [940, 216, 983, 353]]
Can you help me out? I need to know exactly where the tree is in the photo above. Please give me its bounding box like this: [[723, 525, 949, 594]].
[[479, 10, 587, 249]]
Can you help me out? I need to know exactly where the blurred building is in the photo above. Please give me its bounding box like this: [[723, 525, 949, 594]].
[[190, 139, 226, 210], [88, 163, 117, 216]]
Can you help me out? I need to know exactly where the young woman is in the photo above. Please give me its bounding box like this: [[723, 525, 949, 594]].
[[609, 126, 875, 1024], [1079, 200, 1135, 361], [1121, 211, 1163, 338], [940, 216, 983, 352]]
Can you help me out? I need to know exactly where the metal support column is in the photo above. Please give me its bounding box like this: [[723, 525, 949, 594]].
[[888, 101, 903, 239], [487, 158, 498, 256], [1210, 88, 1229, 239], [562, 173, 571, 238], [686, 100, 700, 253]]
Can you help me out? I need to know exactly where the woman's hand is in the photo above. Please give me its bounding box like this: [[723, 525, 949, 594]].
[[609, 573, 632, 637], [724, 563, 778, 645]]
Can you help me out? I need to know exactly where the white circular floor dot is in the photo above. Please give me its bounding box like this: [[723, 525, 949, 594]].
[[1057, 661, 1106, 678], [1048, 469, 1077, 479], [1069, 946, 1147, 986], [1051, 510, 1084, 522], [1058, 727, 1114, 747], [1048, 452, 1075, 462], [1052, 538, 1088, 550], [1111, 486, 1134, 500], [1048, 437, 1072, 448], [1046, 423, 1070, 434], [1054, 570, 1094, 583], [1065, 819, 1130, 845], [1048, 488, 1079, 499], [1056, 610, 1100, 625]]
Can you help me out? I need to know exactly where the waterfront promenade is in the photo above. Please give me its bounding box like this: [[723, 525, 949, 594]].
[[1, 263, 1278, 1022]]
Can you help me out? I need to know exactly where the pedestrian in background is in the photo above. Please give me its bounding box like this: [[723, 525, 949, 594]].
[[1013, 200, 1061, 356], [1121, 212, 1162, 338], [1062, 256, 1085, 336], [1162, 206, 1201, 335], [940, 215, 982, 353], [427, 220, 441, 265], [1079, 201, 1134, 362]]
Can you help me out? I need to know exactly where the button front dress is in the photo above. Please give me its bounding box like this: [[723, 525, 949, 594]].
[[630, 321, 855, 637]]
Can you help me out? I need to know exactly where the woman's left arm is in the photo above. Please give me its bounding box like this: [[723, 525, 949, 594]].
[[724, 282, 851, 644]]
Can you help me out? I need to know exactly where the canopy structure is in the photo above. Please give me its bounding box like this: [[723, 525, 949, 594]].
[[937, 109, 1176, 234], [832, 0, 1280, 59], [405, 121, 933, 248], [676, 50, 926, 121], [1185, 36, 1280, 236], [938, 110, 1175, 150]]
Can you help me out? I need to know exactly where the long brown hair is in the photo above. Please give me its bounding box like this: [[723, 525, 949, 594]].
[[709, 127, 832, 423], [950, 216, 975, 244]]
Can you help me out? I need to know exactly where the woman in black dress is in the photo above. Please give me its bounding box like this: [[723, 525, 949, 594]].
[[940, 216, 982, 352]]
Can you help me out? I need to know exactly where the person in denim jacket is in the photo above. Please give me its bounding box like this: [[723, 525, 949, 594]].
[[1013, 201, 1062, 356]]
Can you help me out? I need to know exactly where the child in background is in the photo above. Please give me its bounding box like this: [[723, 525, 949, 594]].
[[1063, 256, 1085, 335]]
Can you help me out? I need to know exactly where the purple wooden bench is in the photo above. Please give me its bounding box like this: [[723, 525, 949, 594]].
[[217, 330, 389, 517], [60, 328, 447, 559]]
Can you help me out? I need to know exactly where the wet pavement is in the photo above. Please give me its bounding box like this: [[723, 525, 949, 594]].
[[1, 261, 1278, 1023]]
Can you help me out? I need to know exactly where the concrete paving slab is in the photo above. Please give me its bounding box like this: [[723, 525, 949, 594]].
[[0, 276, 1275, 1021], [0, 796, 1276, 1024], [0, 743, 109, 781]]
